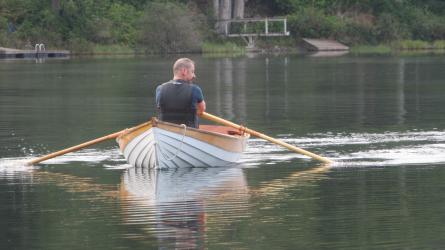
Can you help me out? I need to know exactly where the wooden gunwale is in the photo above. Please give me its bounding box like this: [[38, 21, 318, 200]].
[[117, 123, 152, 151], [117, 118, 249, 154]]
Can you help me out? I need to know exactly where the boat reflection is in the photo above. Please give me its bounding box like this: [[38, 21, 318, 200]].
[[119, 166, 250, 249]]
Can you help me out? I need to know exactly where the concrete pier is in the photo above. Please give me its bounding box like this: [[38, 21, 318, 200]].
[[0, 47, 70, 59], [301, 38, 349, 51]]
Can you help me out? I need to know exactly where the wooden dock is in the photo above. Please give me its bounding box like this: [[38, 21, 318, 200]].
[[0, 46, 70, 59], [301, 38, 349, 51]]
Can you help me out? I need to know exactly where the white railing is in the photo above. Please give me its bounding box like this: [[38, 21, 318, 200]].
[[218, 17, 290, 49], [221, 17, 290, 37]]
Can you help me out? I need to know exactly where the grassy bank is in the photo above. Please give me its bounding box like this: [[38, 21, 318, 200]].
[[350, 45, 392, 54], [201, 42, 245, 54], [92, 44, 135, 55], [351, 40, 445, 54], [392, 40, 445, 50], [88, 39, 445, 56]]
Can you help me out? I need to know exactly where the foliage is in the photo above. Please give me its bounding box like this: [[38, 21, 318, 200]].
[[92, 44, 135, 54], [66, 37, 94, 54], [403, 7, 445, 41], [0, 0, 143, 49], [202, 41, 245, 54], [246, 0, 296, 16], [393, 40, 433, 50], [350, 45, 392, 54], [388, 39, 445, 50], [250, 0, 445, 46], [288, 7, 343, 39], [432, 40, 445, 50], [136, 1, 207, 53], [2, 0, 445, 52], [341, 15, 378, 45], [373, 13, 405, 42], [107, 3, 140, 45]]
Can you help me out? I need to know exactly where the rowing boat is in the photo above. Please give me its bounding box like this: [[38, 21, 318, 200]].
[[116, 118, 249, 168]]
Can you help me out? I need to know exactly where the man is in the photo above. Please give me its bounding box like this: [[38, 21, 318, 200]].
[[156, 58, 206, 128]]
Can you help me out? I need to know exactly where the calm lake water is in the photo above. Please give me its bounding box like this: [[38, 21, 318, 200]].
[[1, 53, 445, 249]]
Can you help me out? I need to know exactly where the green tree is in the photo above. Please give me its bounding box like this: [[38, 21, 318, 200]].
[[137, 1, 207, 53], [106, 3, 141, 45]]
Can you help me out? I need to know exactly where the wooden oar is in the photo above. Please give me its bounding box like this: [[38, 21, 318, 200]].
[[200, 112, 332, 164], [27, 121, 151, 165]]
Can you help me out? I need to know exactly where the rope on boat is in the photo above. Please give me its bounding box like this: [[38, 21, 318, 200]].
[[157, 124, 187, 161]]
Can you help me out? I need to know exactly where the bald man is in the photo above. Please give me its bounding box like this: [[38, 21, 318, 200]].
[[156, 58, 206, 128]]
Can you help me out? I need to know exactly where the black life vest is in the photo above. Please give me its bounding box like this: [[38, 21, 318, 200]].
[[158, 81, 198, 128]]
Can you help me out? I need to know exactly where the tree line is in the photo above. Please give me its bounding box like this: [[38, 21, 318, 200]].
[[1, 0, 444, 53]]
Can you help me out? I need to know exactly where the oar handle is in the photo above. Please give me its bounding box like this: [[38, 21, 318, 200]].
[[201, 112, 332, 164]]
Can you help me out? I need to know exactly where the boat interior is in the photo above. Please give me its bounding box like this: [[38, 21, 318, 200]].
[[199, 125, 245, 136]]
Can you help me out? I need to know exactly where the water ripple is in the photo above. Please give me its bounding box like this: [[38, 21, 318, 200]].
[[243, 130, 445, 167], [2, 129, 445, 172]]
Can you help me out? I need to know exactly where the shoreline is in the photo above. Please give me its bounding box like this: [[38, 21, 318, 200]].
[[2, 40, 445, 59], [64, 39, 445, 56]]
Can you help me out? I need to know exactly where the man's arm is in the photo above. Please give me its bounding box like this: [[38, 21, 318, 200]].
[[197, 100, 206, 115], [192, 84, 206, 115]]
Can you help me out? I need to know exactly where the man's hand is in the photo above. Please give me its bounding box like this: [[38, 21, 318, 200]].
[[197, 100, 206, 115]]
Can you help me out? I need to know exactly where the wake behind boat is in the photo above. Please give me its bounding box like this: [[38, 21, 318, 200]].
[[116, 118, 250, 169]]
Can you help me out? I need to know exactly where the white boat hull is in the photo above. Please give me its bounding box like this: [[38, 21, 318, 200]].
[[117, 119, 248, 169]]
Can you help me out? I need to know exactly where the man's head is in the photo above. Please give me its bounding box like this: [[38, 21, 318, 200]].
[[173, 58, 195, 82]]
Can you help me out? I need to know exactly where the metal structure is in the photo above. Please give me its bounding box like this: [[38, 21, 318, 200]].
[[35, 43, 46, 52], [221, 17, 290, 49], [0, 46, 69, 59]]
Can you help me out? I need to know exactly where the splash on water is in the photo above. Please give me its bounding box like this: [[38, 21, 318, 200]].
[[0, 157, 36, 177], [2, 130, 445, 171], [333, 143, 445, 167], [242, 130, 445, 167], [0, 147, 130, 173]]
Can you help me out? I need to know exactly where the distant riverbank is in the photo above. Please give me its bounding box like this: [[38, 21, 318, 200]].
[[81, 39, 445, 56], [4, 39, 445, 58]]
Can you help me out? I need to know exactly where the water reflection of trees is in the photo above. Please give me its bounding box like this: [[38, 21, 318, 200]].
[[212, 58, 247, 121], [208, 56, 444, 132]]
